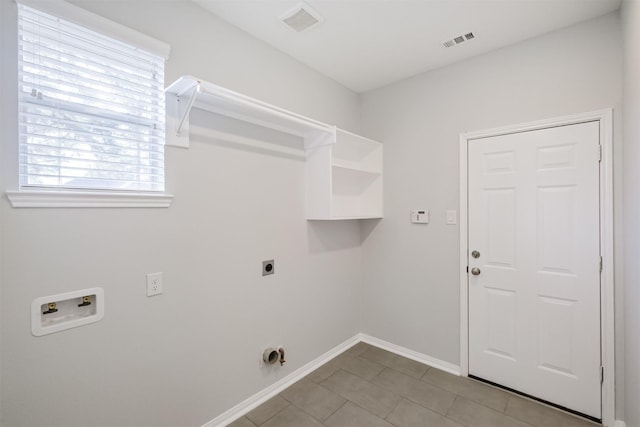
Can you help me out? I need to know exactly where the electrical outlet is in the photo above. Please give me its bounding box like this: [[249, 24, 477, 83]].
[[262, 260, 275, 276], [146, 272, 163, 297]]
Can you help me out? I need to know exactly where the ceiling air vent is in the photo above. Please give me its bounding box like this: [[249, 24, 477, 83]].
[[443, 31, 476, 48], [280, 3, 324, 33]]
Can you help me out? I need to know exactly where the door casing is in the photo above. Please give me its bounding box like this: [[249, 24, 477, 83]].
[[459, 109, 615, 426]]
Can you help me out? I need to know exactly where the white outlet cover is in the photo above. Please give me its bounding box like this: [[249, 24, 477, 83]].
[[146, 272, 163, 296]]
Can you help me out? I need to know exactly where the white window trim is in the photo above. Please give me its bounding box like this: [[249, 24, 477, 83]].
[[16, 0, 170, 59], [7, 190, 173, 208], [10, 0, 173, 208]]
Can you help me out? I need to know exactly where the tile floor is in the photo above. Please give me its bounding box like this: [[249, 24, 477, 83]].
[[228, 342, 599, 427]]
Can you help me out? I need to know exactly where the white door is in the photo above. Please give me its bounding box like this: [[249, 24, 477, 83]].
[[467, 121, 601, 419]]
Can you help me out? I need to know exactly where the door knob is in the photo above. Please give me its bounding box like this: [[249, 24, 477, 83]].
[[471, 267, 481, 276], [471, 250, 480, 259]]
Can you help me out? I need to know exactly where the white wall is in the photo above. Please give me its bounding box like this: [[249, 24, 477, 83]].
[[360, 11, 624, 416], [0, 1, 362, 426], [0, 0, 6, 421], [1, 1, 631, 425], [622, 1, 640, 426]]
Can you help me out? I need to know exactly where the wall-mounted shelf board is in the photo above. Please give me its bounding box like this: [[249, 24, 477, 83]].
[[165, 76, 383, 220], [306, 129, 383, 220], [165, 75, 336, 149]]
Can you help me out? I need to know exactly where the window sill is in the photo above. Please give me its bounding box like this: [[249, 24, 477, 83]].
[[6, 190, 174, 208]]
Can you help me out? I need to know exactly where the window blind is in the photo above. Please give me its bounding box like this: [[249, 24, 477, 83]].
[[18, 3, 166, 192]]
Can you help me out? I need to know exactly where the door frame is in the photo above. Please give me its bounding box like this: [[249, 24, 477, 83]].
[[459, 109, 614, 425]]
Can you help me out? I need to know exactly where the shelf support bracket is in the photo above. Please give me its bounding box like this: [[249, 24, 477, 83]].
[[165, 82, 200, 149], [176, 83, 200, 136]]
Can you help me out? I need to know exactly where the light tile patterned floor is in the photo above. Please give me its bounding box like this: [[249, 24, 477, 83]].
[[228, 343, 599, 427]]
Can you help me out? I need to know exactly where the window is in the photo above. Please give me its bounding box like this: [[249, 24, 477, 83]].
[[17, 3, 166, 193]]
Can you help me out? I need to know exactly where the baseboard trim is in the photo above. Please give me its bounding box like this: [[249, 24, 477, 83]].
[[358, 334, 461, 375], [614, 421, 626, 427], [202, 335, 361, 427], [203, 333, 461, 427]]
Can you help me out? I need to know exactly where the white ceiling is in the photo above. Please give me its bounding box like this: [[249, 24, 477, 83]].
[[193, 0, 621, 93]]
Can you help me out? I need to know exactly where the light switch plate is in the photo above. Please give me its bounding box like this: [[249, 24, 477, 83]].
[[446, 210, 457, 225]]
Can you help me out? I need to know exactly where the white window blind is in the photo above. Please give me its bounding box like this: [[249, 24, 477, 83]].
[[18, 3, 166, 192]]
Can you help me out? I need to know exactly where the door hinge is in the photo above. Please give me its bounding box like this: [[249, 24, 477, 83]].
[[598, 145, 602, 162], [601, 365, 604, 384], [600, 256, 603, 273]]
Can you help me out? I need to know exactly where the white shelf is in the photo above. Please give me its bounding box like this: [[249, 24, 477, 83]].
[[165, 76, 382, 221], [332, 129, 382, 173], [331, 163, 382, 176], [306, 129, 383, 220], [165, 75, 336, 149]]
